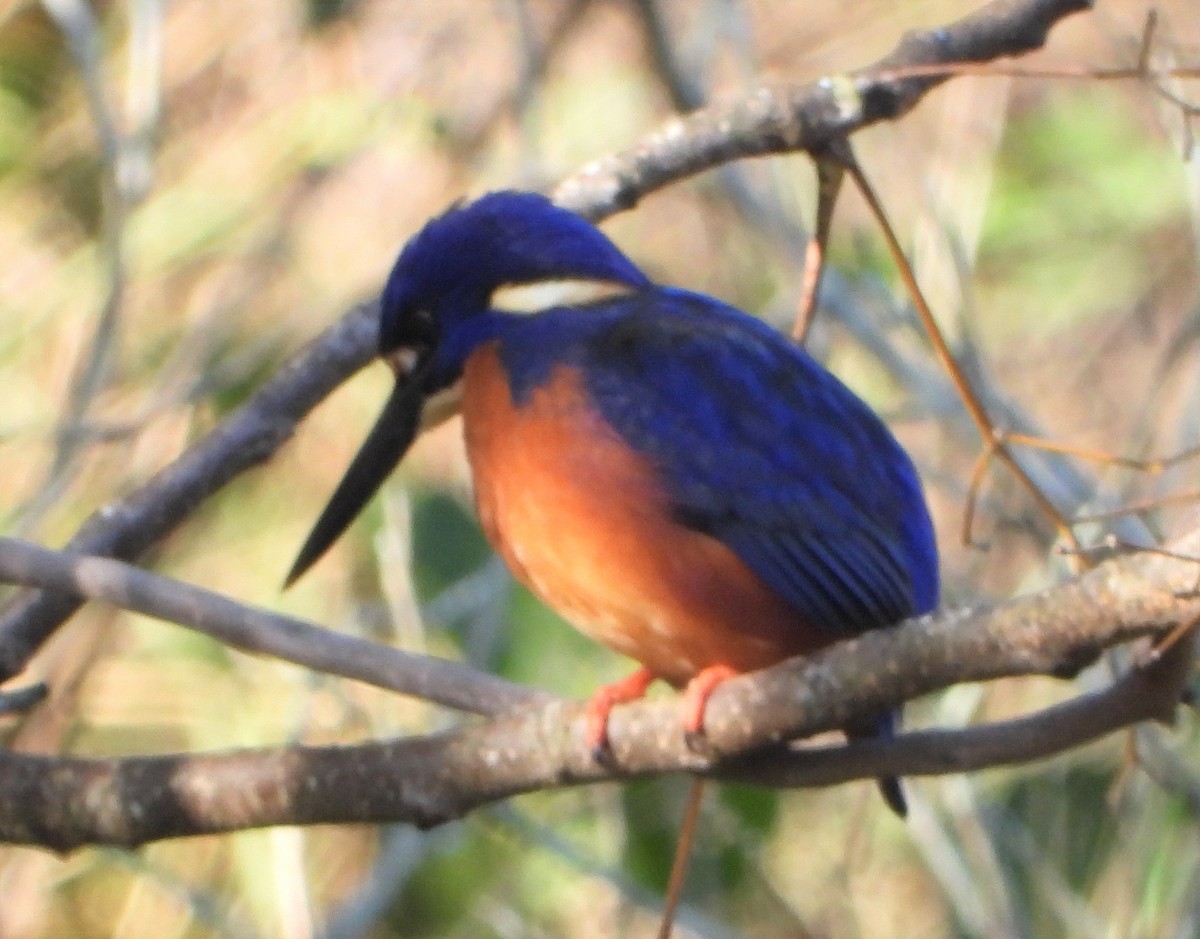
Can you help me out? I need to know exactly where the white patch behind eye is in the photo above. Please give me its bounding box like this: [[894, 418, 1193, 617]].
[[385, 347, 421, 378], [490, 279, 637, 313]]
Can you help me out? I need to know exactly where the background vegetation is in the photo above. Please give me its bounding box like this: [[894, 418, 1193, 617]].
[[0, 0, 1198, 936]]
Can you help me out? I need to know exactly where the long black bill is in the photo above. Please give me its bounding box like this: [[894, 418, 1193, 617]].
[[284, 356, 432, 588]]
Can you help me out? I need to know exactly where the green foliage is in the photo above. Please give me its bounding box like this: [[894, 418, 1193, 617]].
[[719, 781, 780, 838], [0, 84, 36, 175], [304, 0, 356, 31], [993, 764, 1119, 937], [978, 88, 1188, 337], [411, 492, 491, 598], [388, 831, 492, 936], [621, 779, 683, 893], [0, 10, 64, 113]]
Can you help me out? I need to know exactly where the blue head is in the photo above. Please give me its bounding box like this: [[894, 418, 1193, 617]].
[[378, 191, 649, 385], [287, 191, 649, 584]]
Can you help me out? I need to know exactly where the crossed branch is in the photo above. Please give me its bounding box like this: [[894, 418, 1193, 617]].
[[5, 0, 1198, 857]]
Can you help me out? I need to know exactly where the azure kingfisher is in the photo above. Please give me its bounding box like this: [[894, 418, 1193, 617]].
[[286, 190, 938, 815]]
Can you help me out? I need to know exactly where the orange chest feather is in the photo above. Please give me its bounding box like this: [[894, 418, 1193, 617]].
[[460, 343, 824, 685]]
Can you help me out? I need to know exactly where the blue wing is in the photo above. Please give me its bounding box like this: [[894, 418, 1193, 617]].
[[509, 288, 939, 636]]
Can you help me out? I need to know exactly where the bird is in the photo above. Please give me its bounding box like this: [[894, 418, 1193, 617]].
[[286, 190, 939, 817]]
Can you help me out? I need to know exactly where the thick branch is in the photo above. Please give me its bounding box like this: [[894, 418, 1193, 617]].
[[0, 0, 1091, 683], [2, 534, 1195, 853]]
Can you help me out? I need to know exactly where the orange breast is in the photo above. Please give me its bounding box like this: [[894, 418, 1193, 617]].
[[461, 342, 828, 687]]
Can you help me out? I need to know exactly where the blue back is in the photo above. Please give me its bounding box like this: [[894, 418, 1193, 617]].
[[381, 191, 938, 635], [494, 291, 939, 635]]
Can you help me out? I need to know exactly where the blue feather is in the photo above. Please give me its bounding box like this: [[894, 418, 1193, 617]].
[[295, 190, 936, 814], [374, 191, 938, 633], [494, 289, 938, 633]]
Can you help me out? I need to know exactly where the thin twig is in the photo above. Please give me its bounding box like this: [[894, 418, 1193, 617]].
[[0, 537, 546, 717], [836, 144, 1082, 554]]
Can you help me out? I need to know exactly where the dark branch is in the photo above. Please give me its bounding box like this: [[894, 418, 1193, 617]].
[[1, 530, 1195, 852], [0, 0, 1091, 683], [0, 537, 547, 717], [0, 682, 47, 716]]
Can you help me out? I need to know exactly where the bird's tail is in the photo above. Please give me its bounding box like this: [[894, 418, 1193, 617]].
[[845, 708, 906, 817]]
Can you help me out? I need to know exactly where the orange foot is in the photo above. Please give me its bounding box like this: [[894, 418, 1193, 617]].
[[584, 667, 656, 762], [680, 664, 739, 751]]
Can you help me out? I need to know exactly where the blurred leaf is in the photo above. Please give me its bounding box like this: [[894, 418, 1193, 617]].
[[259, 92, 379, 170], [40, 150, 104, 234], [718, 782, 779, 837], [716, 842, 749, 890], [303, 0, 358, 30], [387, 827, 490, 936], [993, 763, 1119, 938], [0, 85, 36, 174], [620, 779, 681, 893], [978, 89, 1187, 338], [127, 182, 252, 272], [411, 491, 490, 597], [494, 585, 625, 698], [0, 7, 65, 112]]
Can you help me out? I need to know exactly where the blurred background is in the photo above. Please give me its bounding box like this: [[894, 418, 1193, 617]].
[[0, 0, 1199, 936]]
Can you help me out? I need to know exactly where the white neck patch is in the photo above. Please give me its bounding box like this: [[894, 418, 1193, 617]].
[[489, 279, 638, 314]]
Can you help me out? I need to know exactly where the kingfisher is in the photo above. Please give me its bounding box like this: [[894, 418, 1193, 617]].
[[286, 190, 938, 815]]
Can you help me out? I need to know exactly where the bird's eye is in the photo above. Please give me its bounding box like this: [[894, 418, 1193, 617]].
[[381, 303, 437, 362], [407, 307, 436, 343]]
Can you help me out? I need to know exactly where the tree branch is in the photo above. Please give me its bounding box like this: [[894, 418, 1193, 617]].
[[1, 529, 1194, 853], [553, 0, 1092, 216], [0, 0, 1092, 683], [0, 300, 379, 682], [0, 538, 547, 717]]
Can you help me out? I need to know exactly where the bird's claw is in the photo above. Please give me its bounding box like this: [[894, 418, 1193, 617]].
[[590, 734, 618, 767], [683, 727, 710, 755]]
